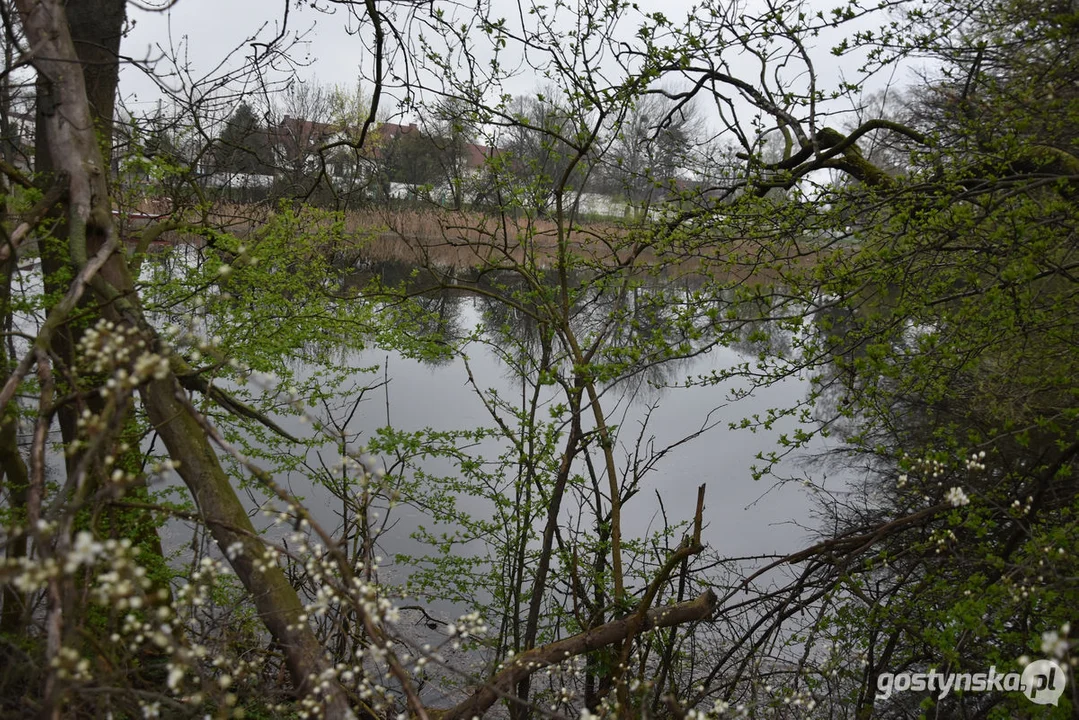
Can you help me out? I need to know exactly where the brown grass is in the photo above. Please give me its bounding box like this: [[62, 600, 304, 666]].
[[121, 199, 814, 284], [344, 207, 635, 268]]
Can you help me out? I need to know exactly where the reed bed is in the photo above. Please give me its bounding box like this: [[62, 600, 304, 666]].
[[119, 200, 808, 285]]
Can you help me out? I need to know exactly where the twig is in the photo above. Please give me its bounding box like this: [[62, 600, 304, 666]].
[[0, 234, 118, 411], [0, 175, 67, 263]]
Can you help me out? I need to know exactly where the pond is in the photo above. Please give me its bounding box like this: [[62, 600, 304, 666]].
[[199, 259, 843, 624], [14, 247, 851, 709]]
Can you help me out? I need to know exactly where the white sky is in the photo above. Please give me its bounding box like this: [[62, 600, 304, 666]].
[[118, 0, 923, 144], [119, 0, 632, 135], [121, 0, 369, 111], [121, 0, 598, 114]]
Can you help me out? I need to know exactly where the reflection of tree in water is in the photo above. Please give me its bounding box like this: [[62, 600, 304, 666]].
[[352, 262, 806, 396], [808, 302, 868, 434], [471, 267, 557, 370], [721, 289, 795, 361], [468, 268, 753, 392], [814, 293, 1079, 507], [345, 261, 466, 364]]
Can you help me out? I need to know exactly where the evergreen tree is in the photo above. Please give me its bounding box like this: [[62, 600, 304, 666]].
[[215, 102, 272, 174]]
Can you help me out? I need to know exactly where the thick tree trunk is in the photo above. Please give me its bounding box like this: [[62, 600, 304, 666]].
[[31, 0, 125, 446], [0, 256, 29, 635], [15, 1, 354, 716], [63, 0, 125, 165], [29, 0, 169, 606]]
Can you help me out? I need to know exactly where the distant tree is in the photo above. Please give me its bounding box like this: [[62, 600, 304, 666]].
[[420, 98, 480, 209], [215, 101, 272, 174], [602, 93, 700, 211], [497, 93, 591, 216], [384, 126, 441, 186], [322, 80, 383, 203], [270, 81, 336, 182]]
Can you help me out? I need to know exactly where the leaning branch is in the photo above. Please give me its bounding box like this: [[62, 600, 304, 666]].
[[440, 590, 718, 720], [0, 235, 117, 411], [171, 355, 302, 443], [731, 503, 948, 598], [0, 176, 67, 263]]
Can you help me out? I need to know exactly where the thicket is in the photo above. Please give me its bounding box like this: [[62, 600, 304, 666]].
[[0, 0, 1075, 718]]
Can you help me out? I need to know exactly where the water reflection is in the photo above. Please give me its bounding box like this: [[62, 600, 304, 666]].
[[141, 244, 836, 670], [259, 261, 829, 619]]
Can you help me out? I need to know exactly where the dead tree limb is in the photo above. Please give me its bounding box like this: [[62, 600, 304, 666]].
[[440, 589, 717, 720]]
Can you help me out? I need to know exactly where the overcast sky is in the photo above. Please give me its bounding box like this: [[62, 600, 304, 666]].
[[118, 0, 920, 141], [120, 0, 370, 112]]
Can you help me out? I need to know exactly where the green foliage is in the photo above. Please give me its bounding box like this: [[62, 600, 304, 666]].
[[6, 0, 1079, 716]]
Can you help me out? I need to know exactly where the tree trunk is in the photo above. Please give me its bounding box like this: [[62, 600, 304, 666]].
[[30, 0, 169, 605], [14, 1, 355, 716], [140, 376, 355, 715], [0, 253, 29, 635]]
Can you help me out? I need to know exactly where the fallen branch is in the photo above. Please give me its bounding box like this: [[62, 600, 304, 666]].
[[439, 589, 717, 720]]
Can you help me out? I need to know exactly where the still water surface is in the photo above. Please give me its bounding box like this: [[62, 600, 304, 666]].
[[251, 295, 836, 614]]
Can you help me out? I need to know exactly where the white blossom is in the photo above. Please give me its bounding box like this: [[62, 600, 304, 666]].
[[945, 486, 970, 507], [65, 531, 104, 573], [1041, 630, 1069, 659]]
